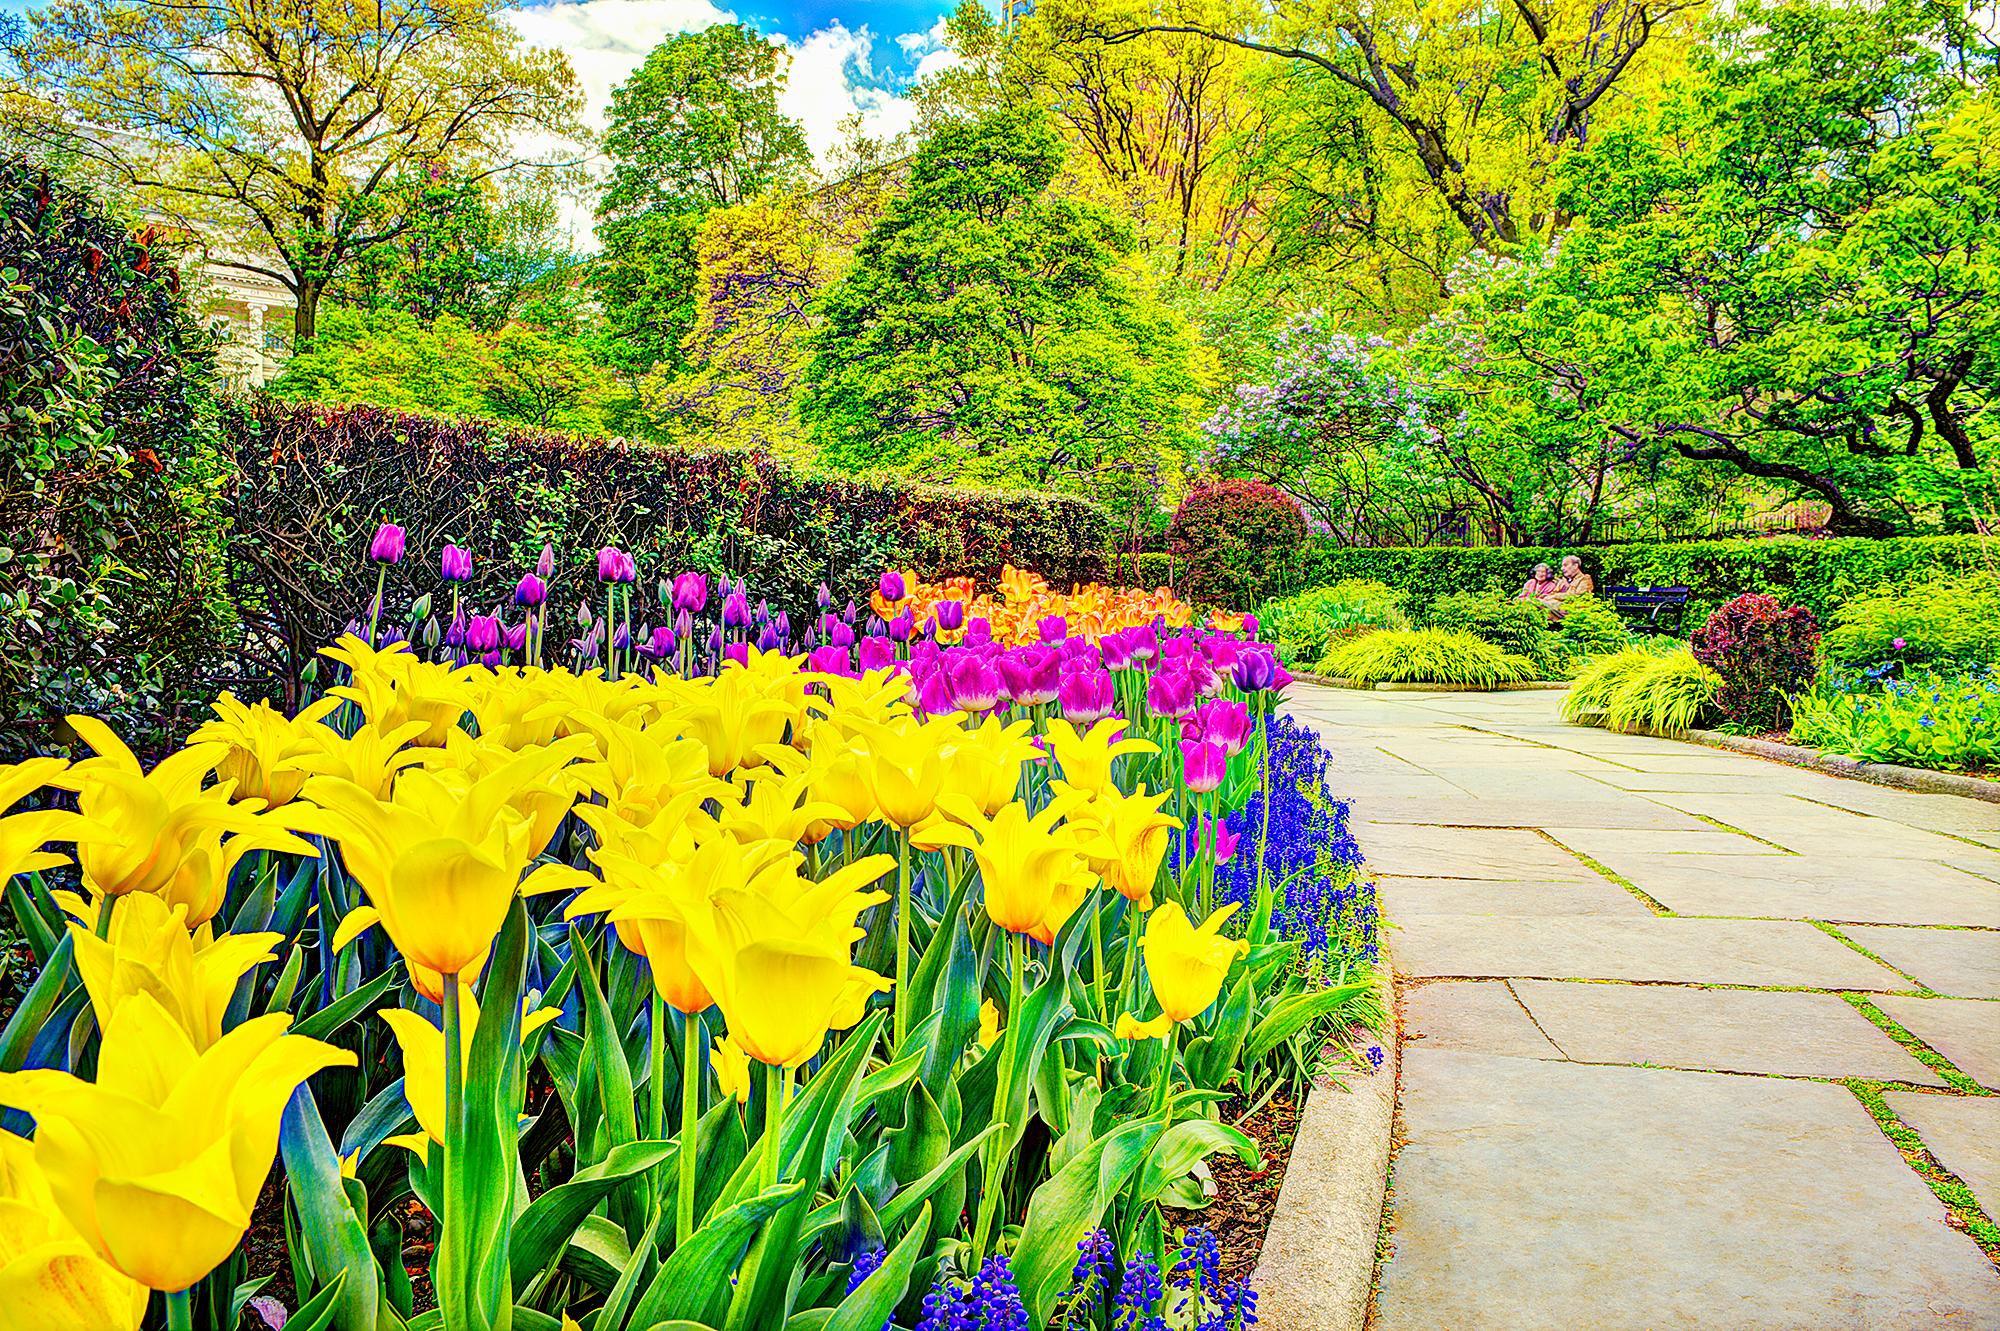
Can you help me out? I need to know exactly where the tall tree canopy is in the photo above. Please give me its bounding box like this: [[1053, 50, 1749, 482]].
[[593, 23, 811, 376], [800, 107, 1201, 507], [10, 0, 584, 340]]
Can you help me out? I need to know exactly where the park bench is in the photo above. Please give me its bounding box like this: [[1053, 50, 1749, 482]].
[[1605, 584, 1691, 633]]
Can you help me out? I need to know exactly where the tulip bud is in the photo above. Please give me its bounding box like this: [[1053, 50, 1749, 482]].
[[816, 582, 833, 609], [1183, 739, 1227, 793], [468, 614, 502, 654], [368, 521, 406, 564], [409, 592, 433, 621], [503, 620, 528, 653], [513, 573, 547, 608], [536, 544, 556, 578], [934, 598, 966, 632], [723, 590, 750, 628], [440, 544, 473, 582], [755, 624, 781, 652], [596, 545, 625, 582], [576, 600, 594, 626], [421, 616, 442, 648], [879, 569, 906, 602]]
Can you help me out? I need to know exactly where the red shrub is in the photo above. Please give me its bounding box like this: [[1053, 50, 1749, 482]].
[[1691, 592, 1821, 730], [1168, 480, 1307, 608]]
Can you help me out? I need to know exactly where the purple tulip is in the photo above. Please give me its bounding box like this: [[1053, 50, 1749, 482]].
[[444, 608, 468, 649], [866, 614, 887, 638], [913, 667, 957, 717], [1058, 668, 1116, 724], [638, 625, 676, 660], [755, 624, 782, 653], [536, 544, 556, 578], [808, 645, 857, 678], [858, 636, 898, 673], [513, 573, 547, 608], [999, 646, 1061, 707], [466, 614, 502, 655], [1183, 739, 1227, 793], [1198, 813, 1241, 864], [1038, 615, 1068, 643], [1100, 629, 1135, 670], [440, 544, 473, 582], [1190, 698, 1253, 756], [946, 654, 1004, 712], [1147, 667, 1199, 719], [1231, 646, 1279, 692], [842, 600, 860, 624], [672, 572, 709, 615], [1242, 612, 1261, 639], [723, 589, 751, 629], [879, 570, 906, 602], [888, 610, 915, 642], [934, 598, 966, 632], [830, 621, 856, 649], [503, 621, 528, 653], [613, 622, 632, 652], [369, 522, 406, 564], [965, 617, 993, 647], [909, 639, 942, 672], [1127, 625, 1160, 664], [724, 640, 749, 667], [817, 583, 833, 609]]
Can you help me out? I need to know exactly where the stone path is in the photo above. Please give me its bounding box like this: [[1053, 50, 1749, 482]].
[[1283, 685, 2000, 1330]]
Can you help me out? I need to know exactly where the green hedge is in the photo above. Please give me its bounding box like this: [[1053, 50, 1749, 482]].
[[1298, 536, 2000, 629]]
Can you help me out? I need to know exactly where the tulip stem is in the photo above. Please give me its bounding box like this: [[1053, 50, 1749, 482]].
[[441, 971, 465, 1331], [93, 891, 117, 939], [679, 1007, 701, 1239], [973, 932, 1025, 1263], [892, 829, 911, 1052], [1253, 704, 1272, 929], [1089, 891, 1107, 1020], [167, 1289, 193, 1331], [1116, 899, 1144, 1015], [760, 1061, 789, 1189], [1152, 1029, 1175, 1115]]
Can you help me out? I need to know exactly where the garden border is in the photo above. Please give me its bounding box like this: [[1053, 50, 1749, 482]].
[[1673, 728, 2000, 804], [1249, 933, 1400, 1331], [1299, 673, 1570, 693]]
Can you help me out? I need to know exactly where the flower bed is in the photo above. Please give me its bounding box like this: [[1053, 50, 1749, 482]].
[[0, 537, 1378, 1331]]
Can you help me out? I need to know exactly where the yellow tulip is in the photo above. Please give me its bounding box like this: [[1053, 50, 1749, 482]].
[[330, 906, 486, 1004], [0, 994, 353, 1292], [721, 758, 847, 847], [978, 998, 1002, 1050], [710, 1036, 752, 1105], [856, 715, 960, 828], [288, 719, 433, 800], [377, 987, 560, 1162], [805, 667, 916, 741], [1114, 1011, 1173, 1041], [67, 891, 280, 1050], [1062, 783, 1180, 909], [1141, 902, 1249, 1023], [938, 717, 1039, 818], [581, 851, 719, 1015], [669, 668, 798, 776], [308, 745, 579, 976], [438, 731, 596, 854], [326, 638, 477, 746], [0, 1131, 146, 1330], [62, 716, 273, 899], [189, 694, 341, 809], [1043, 718, 1158, 798], [915, 793, 1096, 942], [0, 758, 79, 881]]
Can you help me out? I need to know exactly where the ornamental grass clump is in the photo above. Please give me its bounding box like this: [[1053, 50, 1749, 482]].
[[1563, 645, 1720, 734], [0, 531, 1378, 1331], [1790, 670, 2000, 771], [1316, 628, 1536, 687]]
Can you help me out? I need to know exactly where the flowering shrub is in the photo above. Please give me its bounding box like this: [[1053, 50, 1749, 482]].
[[1690, 593, 1822, 730], [1819, 575, 2000, 678], [1168, 481, 1307, 609], [0, 540, 1370, 1331], [1789, 669, 2000, 770]]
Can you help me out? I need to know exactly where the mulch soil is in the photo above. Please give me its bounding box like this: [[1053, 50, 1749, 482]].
[[1162, 1084, 1302, 1286]]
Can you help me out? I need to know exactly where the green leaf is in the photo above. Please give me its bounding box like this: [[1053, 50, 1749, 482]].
[[1137, 1118, 1258, 1205], [1243, 981, 1372, 1063], [279, 1087, 383, 1331], [285, 1270, 352, 1331], [511, 1138, 677, 1286], [1013, 1118, 1165, 1325], [292, 966, 400, 1042], [820, 1204, 930, 1331], [626, 1180, 806, 1330]]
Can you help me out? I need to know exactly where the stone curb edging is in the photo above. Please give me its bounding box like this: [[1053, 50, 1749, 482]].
[[1249, 934, 1399, 1331], [1296, 672, 1571, 693], [1673, 727, 2000, 805]]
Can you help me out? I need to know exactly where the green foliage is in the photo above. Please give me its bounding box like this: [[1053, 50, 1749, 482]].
[[1293, 534, 2000, 629], [1167, 479, 1306, 609], [271, 307, 629, 436], [1256, 580, 1411, 667], [1790, 670, 2000, 771], [1563, 646, 1720, 734], [1316, 629, 1536, 686], [1556, 595, 1632, 661], [0, 156, 232, 745], [1820, 576, 2000, 676], [1424, 591, 1562, 676], [800, 107, 1200, 516]]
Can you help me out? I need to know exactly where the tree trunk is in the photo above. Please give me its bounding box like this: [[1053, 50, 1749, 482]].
[[292, 281, 324, 344]]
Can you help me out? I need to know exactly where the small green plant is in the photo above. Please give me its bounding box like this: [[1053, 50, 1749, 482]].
[[1257, 580, 1410, 666], [1820, 575, 2000, 676], [1789, 669, 2000, 770], [1317, 628, 1536, 686], [1557, 594, 1632, 661], [1425, 591, 1562, 675], [1563, 646, 1720, 734]]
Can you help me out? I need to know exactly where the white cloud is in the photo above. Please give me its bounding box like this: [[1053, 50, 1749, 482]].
[[895, 15, 962, 82], [778, 22, 919, 162], [506, 0, 738, 131]]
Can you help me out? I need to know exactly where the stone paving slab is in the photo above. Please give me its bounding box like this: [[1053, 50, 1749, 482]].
[[1884, 1092, 2000, 1220], [1592, 857, 2000, 928], [1359, 827, 1597, 881], [1511, 980, 1943, 1083], [1356, 797, 1708, 831], [1376, 1050, 2000, 1331], [1875, 995, 2000, 1089], [1379, 876, 1653, 919], [1842, 926, 2000, 998], [1642, 793, 1983, 858], [1393, 915, 1912, 989], [1545, 825, 1789, 858], [1403, 980, 1560, 1058]]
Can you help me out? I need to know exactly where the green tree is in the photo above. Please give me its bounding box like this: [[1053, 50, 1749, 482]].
[[593, 24, 810, 376], [10, 0, 583, 340], [800, 108, 1201, 503], [1447, 0, 2000, 535]]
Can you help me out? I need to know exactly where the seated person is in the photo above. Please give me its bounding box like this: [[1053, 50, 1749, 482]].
[[1545, 555, 1594, 618], [1517, 562, 1559, 603]]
